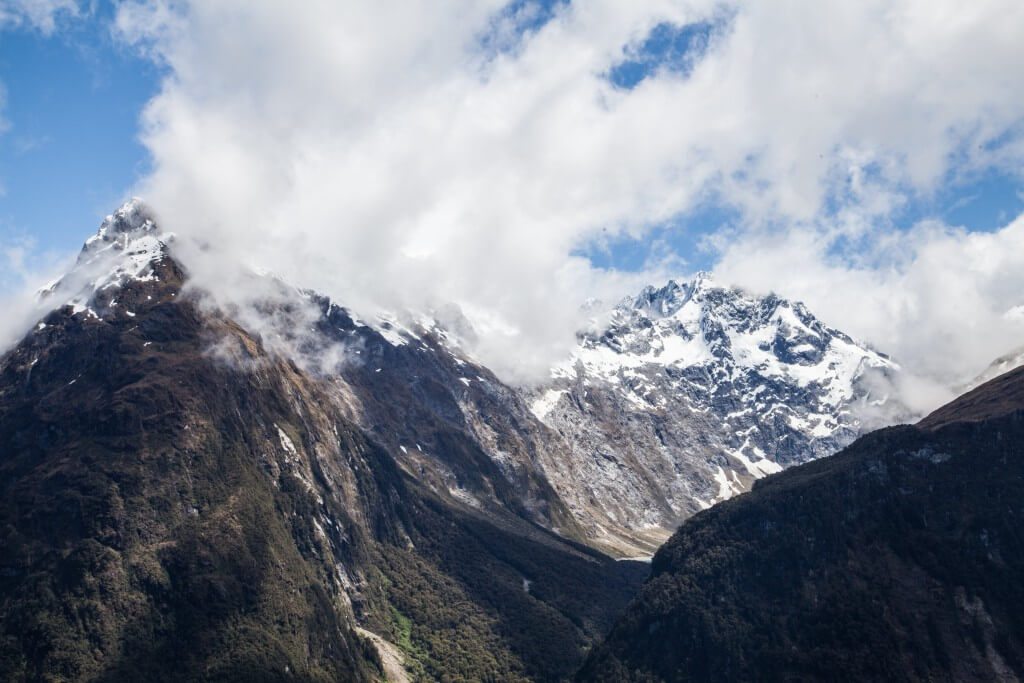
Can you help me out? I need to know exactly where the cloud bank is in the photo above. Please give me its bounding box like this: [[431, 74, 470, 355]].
[[89, 0, 1024, 391]]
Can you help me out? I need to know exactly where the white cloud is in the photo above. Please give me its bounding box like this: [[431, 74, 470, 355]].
[[102, 0, 1024, 390], [0, 0, 80, 34]]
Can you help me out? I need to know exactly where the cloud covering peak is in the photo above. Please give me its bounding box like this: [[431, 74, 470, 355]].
[[96, 0, 1024, 388]]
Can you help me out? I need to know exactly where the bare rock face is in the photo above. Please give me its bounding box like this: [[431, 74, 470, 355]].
[[525, 276, 912, 553]]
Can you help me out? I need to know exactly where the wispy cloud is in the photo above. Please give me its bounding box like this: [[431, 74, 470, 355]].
[[11, 133, 50, 154], [0, 0, 81, 34]]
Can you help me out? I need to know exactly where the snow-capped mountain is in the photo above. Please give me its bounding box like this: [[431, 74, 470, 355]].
[[39, 199, 175, 317], [12, 200, 915, 560], [26, 200, 579, 541], [526, 276, 911, 548]]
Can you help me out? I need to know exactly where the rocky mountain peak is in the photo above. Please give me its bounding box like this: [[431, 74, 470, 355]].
[[627, 272, 716, 319], [630, 279, 689, 318], [40, 198, 178, 319], [961, 344, 1024, 393], [527, 275, 909, 551], [78, 197, 161, 261]]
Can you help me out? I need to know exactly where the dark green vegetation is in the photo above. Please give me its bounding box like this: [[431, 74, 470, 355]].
[[0, 257, 645, 682], [364, 496, 645, 682], [579, 366, 1024, 682]]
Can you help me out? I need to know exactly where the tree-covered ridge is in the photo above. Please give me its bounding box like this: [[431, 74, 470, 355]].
[[580, 367, 1024, 682]]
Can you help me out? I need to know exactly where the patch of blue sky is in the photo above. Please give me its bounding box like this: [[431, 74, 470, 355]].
[[478, 0, 569, 57], [833, 160, 1024, 239], [607, 16, 728, 90], [903, 169, 1024, 233], [823, 136, 1024, 236], [0, 3, 160, 278], [501, 0, 569, 34], [577, 201, 739, 275], [587, 165, 1023, 277]]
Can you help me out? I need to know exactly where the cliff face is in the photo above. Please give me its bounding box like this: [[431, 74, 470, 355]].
[[579, 366, 1024, 683]]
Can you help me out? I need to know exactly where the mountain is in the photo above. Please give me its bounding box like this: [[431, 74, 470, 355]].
[[527, 277, 909, 552], [0, 201, 647, 682], [578, 363, 1024, 682], [0, 200, 924, 680]]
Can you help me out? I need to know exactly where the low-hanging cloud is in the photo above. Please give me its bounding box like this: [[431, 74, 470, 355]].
[[95, 0, 1024, 393]]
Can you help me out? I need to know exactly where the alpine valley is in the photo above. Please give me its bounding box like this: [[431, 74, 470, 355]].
[[1, 201, 1017, 682]]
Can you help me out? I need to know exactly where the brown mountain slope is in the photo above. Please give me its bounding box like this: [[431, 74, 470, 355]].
[[0, 246, 645, 682]]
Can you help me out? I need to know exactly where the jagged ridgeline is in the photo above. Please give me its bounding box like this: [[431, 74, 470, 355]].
[[0, 202, 646, 682], [526, 273, 911, 554], [578, 365, 1024, 682]]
